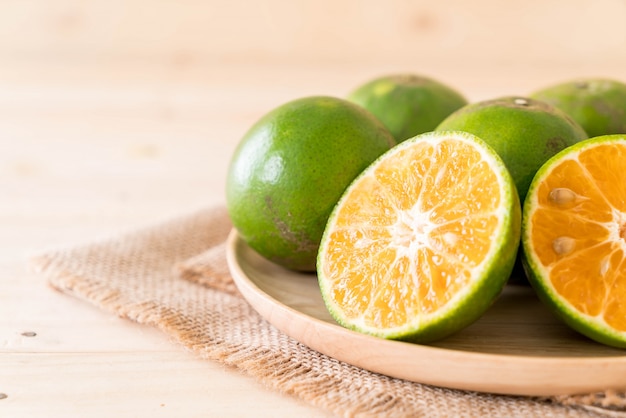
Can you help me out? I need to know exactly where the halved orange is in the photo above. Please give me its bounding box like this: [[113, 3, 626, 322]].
[[522, 134, 626, 348], [317, 131, 521, 342]]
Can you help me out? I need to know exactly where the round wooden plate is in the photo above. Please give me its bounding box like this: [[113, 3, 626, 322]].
[[226, 230, 626, 396]]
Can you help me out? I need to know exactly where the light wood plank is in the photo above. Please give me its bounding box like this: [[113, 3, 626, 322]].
[[0, 352, 332, 418]]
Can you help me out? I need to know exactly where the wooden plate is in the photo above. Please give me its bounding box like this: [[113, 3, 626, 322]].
[[226, 230, 626, 396]]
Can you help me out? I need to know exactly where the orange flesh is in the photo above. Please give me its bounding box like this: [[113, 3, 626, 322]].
[[321, 138, 502, 330], [529, 143, 626, 330]]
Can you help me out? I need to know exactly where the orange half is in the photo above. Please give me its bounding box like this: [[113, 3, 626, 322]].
[[317, 131, 521, 342], [523, 134, 626, 348]]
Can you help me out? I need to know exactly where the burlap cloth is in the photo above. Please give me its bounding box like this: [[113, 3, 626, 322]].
[[30, 205, 626, 418]]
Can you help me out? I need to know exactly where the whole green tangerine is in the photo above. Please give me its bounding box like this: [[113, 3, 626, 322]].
[[531, 78, 626, 138], [347, 74, 468, 143], [226, 96, 395, 271], [435, 96, 588, 203]]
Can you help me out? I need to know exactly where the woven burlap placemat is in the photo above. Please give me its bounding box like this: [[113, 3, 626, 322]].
[[30, 205, 626, 417]]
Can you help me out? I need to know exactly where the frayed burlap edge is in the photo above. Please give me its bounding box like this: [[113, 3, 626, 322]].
[[29, 206, 624, 418], [549, 392, 626, 417]]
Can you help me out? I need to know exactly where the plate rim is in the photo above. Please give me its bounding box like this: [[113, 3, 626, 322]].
[[226, 229, 626, 396]]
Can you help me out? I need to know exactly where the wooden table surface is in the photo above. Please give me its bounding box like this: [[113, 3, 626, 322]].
[[2, 1, 626, 416]]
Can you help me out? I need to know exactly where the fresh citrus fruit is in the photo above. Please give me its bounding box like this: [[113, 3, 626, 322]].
[[226, 96, 395, 272], [522, 134, 626, 348], [317, 130, 521, 342], [435, 96, 588, 203], [531, 78, 626, 137], [347, 74, 468, 143]]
